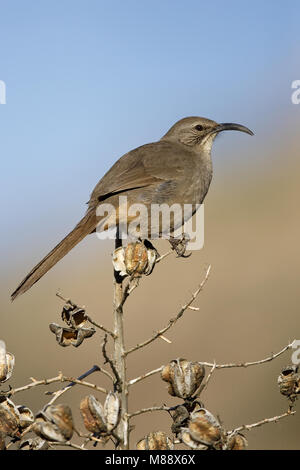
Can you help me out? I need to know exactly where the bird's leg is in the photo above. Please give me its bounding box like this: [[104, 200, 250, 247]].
[[168, 233, 192, 258]]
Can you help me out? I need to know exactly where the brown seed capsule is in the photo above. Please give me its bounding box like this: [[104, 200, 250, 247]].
[[17, 406, 34, 430], [33, 404, 73, 442], [0, 340, 15, 383], [49, 323, 95, 347], [61, 304, 88, 328], [136, 431, 174, 450], [0, 404, 20, 437], [171, 405, 190, 435], [226, 432, 248, 450], [19, 437, 49, 450], [161, 359, 205, 399], [113, 241, 158, 277], [278, 365, 299, 400], [104, 392, 120, 432], [80, 395, 107, 433], [188, 408, 222, 449], [180, 428, 208, 450]]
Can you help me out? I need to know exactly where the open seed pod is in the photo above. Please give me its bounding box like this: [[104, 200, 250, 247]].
[[180, 428, 208, 450], [49, 323, 95, 347], [80, 395, 107, 433], [161, 359, 205, 399], [0, 402, 20, 437], [17, 406, 34, 430], [278, 365, 300, 400], [103, 392, 120, 432], [188, 408, 222, 449], [137, 431, 174, 450], [33, 404, 73, 442], [226, 432, 248, 450], [0, 340, 15, 383], [113, 241, 158, 277], [171, 405, 190, 435], [61, 304, 88, 329], [19, 437, 49, 450]]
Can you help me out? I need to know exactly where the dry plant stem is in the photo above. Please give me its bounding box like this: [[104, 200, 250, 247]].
[[230, 410, 296, 434], [113, 234, 129, 450], [4, 374, 108, 398], [128, 341, 293, 387], [46, 365, 104, 405], [128, 405, 171, 419], [194, 362, 216, 397], [125, 265, 211, 356], [128, 366, 164, 386], [198, 342, 294, 369]]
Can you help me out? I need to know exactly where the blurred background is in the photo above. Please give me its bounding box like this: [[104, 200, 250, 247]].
[[0, 0, 300, 449]]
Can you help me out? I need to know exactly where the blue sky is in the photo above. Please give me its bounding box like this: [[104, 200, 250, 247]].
[[0, 0, 299, 261]]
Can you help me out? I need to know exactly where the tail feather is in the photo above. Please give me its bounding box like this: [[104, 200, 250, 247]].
[[11, 211, 96, 301]]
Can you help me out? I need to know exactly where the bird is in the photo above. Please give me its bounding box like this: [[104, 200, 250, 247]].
[[11, 116, 253, 301]]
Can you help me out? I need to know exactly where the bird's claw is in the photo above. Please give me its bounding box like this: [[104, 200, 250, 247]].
[[169, 234, 191, 258]]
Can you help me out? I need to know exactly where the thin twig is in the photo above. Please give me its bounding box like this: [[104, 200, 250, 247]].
[[46, 365, 107, 405], [128, 366, 164, 386], [198, 342, 294, 370], [4, 373, 108, 398], [125, 265, 211, 355], [49, 441, 86, 450], [230, 410, 296, 434], [128, 405, 171, 419]]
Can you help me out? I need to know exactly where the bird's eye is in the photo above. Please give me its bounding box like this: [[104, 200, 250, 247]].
[[195, 124, 204, 131]]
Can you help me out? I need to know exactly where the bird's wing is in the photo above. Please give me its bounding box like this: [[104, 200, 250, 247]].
[[88, 141, 187, 208]]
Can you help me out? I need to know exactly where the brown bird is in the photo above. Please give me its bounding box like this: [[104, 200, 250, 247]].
[[11, 116, 253, 301]]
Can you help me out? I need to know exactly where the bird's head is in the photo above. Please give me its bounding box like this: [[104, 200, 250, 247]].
[[161, 116, 253, 151]]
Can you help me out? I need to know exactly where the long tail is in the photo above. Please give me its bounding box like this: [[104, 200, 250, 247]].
[[11, 211, 96, 301]]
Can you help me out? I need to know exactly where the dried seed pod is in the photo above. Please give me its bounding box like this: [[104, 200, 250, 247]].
[[161, 359, 205, 399], [0, 340, 15, 383], [137, 431, 174, 450], [171, 405, 190, 435], [278, 365, 300, 400], [17, 406, 34, 430], [180, 428, 208, 450], [188, 408, 222, 449], [80, 395, 107, 433], [19, 437, 49, 450], [0, 404, 20, 437], [104, 392, 120, 432], [49, 323, 95, 347], [61, 304, 88, 328], [43, 404, 73, 441], [226, 432, 248, 450], [33, 404, 73, 442], [112, 241, 158, 277]]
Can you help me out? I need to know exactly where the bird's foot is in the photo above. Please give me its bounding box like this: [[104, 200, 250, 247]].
[[169, 233, 191, 258]]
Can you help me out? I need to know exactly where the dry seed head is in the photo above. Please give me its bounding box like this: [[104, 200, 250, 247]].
[[226, 432, 248, 450], [278, 365, 300, 399], [103, 392, 120, 432], [80, 395, 107, 433], [0, 340, 15, 383], [137, 431, 174, 450], [188, 408, 222, 448], [161, 359, 205, 399], [112, 241, 157, 277], [61, 304, 88, 328]]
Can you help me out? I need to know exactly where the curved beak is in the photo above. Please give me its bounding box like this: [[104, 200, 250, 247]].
[[209, 122, 254, 136]]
